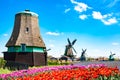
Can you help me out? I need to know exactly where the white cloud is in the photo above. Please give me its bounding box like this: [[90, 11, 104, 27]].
[[70, 0, 91, 13], [3, 34, 8, 37], [46, 32, 60, 36], [46, 32, 64, 36], [64, 8, 70, 13], [49, 44, 55, 48], [92, 49, 100, 52], [79, 14, 87, 20], [92, 11, 103, 19], [112, 42, 119, 46], [74, 4, 87, 12], [103, 13, 113, 18], [101, 17, 117, 25], [92, 11, 118, 25]]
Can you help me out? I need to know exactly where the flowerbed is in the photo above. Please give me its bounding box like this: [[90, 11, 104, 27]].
[[0, 64, 120, 80]]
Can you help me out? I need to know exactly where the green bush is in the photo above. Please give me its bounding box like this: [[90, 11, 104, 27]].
[[47, 60, 71, 66], [0, 58, 6, 68], [47, 60, 60, 65], [0, 68, 11, 74]]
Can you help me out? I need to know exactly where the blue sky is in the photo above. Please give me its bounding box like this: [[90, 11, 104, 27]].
[[0, 0, 120, 58]]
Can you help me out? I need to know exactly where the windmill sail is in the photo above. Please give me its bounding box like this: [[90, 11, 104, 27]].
[[72, 47, 77, 54], [72, 39, 77, 45], [67, 38, 71, 46]]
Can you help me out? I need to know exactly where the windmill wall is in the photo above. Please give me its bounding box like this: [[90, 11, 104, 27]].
[[4, 10, 47, 67]]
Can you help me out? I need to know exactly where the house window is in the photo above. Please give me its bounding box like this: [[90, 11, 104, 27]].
[[21, 44, 26, 52]]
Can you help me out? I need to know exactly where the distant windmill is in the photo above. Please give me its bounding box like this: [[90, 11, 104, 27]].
[[80, 49, 87, 61], [64, 38, 77, 58], [109, 51, 115, 61]]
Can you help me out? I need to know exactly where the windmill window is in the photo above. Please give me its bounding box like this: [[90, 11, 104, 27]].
[[26, 27, 29, 33], [9, 47, 14, 52], [21, 44, 26, 52]]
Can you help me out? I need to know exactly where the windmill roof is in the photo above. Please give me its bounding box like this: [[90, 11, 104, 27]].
[[16, 10, 38, 17]]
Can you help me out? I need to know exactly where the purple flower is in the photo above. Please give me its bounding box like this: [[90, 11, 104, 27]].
[[0, 64, 109, 80]]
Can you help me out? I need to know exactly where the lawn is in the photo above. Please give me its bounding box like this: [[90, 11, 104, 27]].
[[0, 68, 12, 74]]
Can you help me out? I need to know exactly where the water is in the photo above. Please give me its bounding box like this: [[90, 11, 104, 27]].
[[74, 61, 120, 69]]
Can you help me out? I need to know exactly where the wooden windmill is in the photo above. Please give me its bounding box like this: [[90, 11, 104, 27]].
[[80, 49, 87, 61], [109, 52, 115, 61], [4, 10, 47, 67], [64, 38, 77, 58]]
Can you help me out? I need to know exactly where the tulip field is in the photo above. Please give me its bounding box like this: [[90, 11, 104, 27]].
[[0, 64, 120, 80]]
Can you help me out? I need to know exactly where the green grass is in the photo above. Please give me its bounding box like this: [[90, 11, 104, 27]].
[[0, 59, 72, 74], [0, 68, 12, 74]]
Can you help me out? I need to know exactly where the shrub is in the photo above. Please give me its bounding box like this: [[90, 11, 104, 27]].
[[0, 58, 6, 68], [47, 60, 71, 66]]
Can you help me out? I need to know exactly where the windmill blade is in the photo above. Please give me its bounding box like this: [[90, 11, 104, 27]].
[[110, 51, 112, 54], [72, 39, 77, 45], [82, 48, 84, 51], [82, 49, 87, 52], [84, 49, 87, 52], [67, 38, 71, 45], [72, 47, 77, 54], [46, 48, 51, 51], [110, 51, 114, 55], [113, 53, 115, 55]]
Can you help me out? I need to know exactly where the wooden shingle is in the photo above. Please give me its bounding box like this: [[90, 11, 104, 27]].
[[6, 10, 45, 48]]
